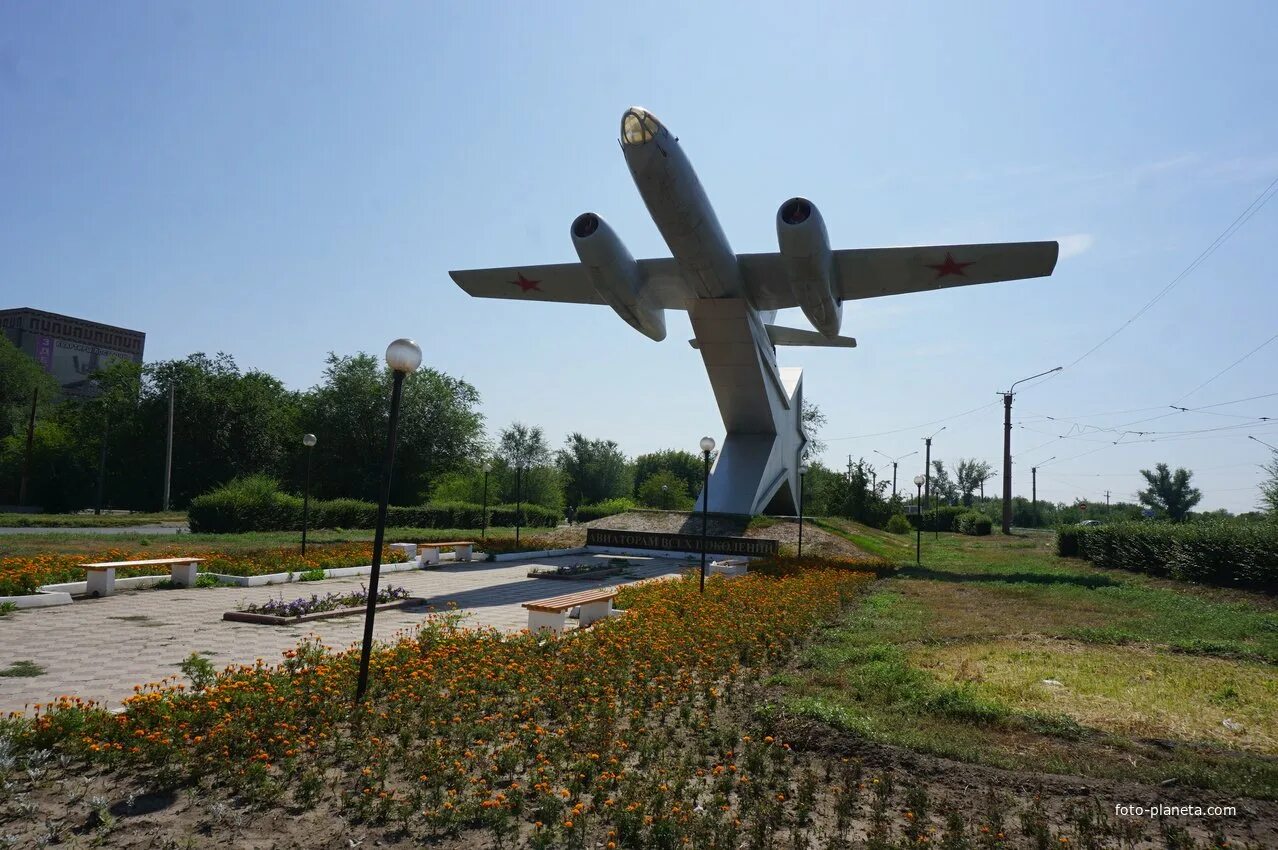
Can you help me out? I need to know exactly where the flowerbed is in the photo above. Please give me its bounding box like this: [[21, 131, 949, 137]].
[[0, 543, 408, 596], [238, 585, 411, 618], [527, 562, 624, 579], [478, 536, 564, 557], [5, 557, 875, 847]]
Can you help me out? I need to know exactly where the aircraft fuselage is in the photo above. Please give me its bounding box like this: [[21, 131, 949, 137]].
[[620, 108, 747, 304]]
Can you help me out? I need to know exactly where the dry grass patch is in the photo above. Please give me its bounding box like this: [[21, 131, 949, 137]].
[[914, 637, 1278, 753]]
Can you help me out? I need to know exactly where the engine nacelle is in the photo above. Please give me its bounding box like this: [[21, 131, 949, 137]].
[[776, 197, 841, 338], [571, 212, 666, 342]]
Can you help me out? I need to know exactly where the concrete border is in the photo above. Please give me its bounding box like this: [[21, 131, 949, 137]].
[[222, 596, 425, 626], [207, 559, 421, 587], [0, 590, 74, 609]]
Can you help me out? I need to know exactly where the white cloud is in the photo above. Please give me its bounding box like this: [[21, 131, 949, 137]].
[[1058, 233, 1095, 260]]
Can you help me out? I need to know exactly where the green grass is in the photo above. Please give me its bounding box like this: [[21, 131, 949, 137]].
[[0, 511, 187, 528], [811, 517, 911, 560], [0, 660, 45, 678], [781, 525, 1278, 798]]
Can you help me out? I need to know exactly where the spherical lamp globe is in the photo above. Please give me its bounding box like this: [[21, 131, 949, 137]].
[[385, 338, 423, 374]]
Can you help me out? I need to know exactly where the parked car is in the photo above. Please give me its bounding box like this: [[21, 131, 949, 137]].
[[1078, 519, 1102, 527]]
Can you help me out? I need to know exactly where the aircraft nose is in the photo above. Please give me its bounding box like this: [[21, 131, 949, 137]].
[[621, 107, 663, 146]]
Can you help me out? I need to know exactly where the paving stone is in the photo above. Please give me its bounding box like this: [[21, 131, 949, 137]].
[[0, 553, 689, 713]]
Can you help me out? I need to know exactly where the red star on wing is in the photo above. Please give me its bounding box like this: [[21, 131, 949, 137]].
[[510, 273, 541, 293], [925, 252, 975, 280]]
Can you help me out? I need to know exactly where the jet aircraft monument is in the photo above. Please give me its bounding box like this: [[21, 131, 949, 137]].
[[450, 107, 1058, 515]]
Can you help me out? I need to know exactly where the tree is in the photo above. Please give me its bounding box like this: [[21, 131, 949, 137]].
[[493, 423, 562, 512], [637, 469, 694, 510], [801, 400, 827, 461], [557, 433, 632, 507], [634, 449, 705, 499], [955, 458, 993, 507], [1138, 463, 1202, 522], [1261, 450, 1278, 516], [303, 352, 485, 505], [0, 334, 59, 440], [929, 460, 960, 505]]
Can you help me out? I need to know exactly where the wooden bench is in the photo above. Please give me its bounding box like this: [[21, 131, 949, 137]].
[[523, 587, 620, 634], [79, 557, 204, 598], [417, 541, 475, 565]]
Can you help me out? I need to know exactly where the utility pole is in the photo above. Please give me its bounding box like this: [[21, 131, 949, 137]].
[[95, 416, 111, 515], [923, 428, 944, 539], [1105, 490, 1111, 507], [1028, 456, 1056, 527], [874, 449, 917, 498], [162, 383, 175, 512], [1000, 367, 1062, 534], [18, 388, 37, 506]]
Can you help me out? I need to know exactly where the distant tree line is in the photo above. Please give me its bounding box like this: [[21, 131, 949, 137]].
[[3, 333, 1273, 523]]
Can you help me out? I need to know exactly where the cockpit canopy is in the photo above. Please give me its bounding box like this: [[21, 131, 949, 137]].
[[621, 108, 663, 146]]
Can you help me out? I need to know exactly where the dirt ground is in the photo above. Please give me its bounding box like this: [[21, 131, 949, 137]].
[[5, 700, 1273, 849], [540, 510, 876, 561]]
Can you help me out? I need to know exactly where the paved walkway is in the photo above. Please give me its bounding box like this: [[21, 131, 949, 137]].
[[0, 553, 693, 714]]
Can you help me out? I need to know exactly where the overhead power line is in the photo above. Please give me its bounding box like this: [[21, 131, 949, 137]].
[[1063, 176, 1278, 371], [1177, 331, 1278, 402], [824, 400, 999, 442]]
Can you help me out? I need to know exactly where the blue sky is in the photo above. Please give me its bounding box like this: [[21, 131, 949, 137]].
[[3, 1, 1276, 512]]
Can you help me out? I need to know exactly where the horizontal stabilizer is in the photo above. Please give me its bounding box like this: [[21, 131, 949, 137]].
[[687, 325, 857, 350]]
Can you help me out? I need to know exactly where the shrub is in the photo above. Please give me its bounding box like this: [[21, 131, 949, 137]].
[[1057, 524, 1082, 557], [576, 497, 637, 523], [1056, 519, 1278, 590], [955, 511, 992, 536], [885, 514, 912, 535], [906, 505, 966, 532], [188, 477, 558, 533]]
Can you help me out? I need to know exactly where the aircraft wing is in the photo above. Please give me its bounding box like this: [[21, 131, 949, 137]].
[[449, 258, 690, 308], [738, 241, 1059, 310]]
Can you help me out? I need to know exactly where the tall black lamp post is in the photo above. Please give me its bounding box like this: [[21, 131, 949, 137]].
[[355, 338, 422, 704], [797, 463, 809, 557], [301, 433, 317, 554], [699, 436, 715, 594], [913, 474, 925, 566], [514, 464, 524, 546], [481, 461, 491, 539]]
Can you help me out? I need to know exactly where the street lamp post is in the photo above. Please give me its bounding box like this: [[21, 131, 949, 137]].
[[699, 436, 715, 594], [797, 463, 809, 557], [514, 464, 524, 546], [1000, 366, 1063, 534], [481, 462, 491, 539], [355, 338, 422, 704], [301, 433, 317, 555], [914, 475, 925, 566]]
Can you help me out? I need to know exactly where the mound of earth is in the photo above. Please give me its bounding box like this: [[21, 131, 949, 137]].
[[538, 511, 876, 561]]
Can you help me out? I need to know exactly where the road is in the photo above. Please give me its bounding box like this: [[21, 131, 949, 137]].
[[0, 524, 189, 535]]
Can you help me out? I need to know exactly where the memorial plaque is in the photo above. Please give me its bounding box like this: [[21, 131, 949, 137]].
[[586, 528, 778, 557]]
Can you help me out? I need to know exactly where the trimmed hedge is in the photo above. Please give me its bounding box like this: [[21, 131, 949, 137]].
[[906, 505, 967, 532], [956, 511, 992, 536], [576, 498, 637, 523], [1056, 520, 1278, 590], [189, 477, 559, 533]]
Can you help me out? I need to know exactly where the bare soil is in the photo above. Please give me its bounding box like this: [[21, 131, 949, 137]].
[[540, 511, 878, 561]]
